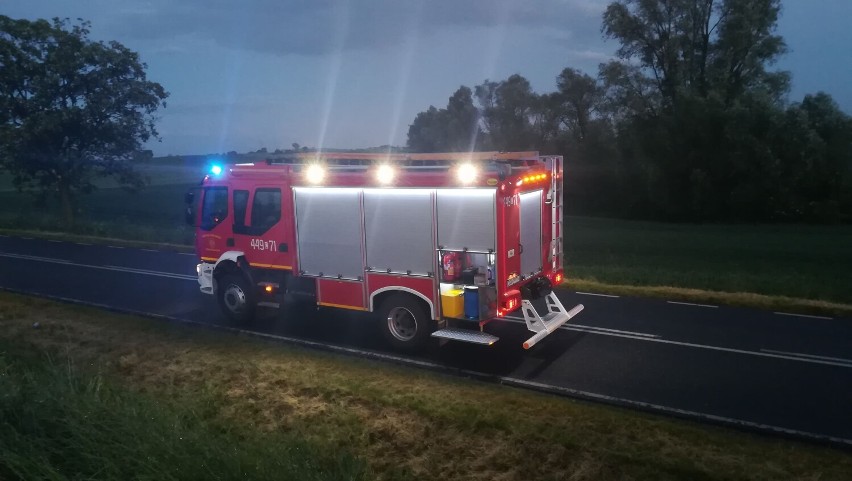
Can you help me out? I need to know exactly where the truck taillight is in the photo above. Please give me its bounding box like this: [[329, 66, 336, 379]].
[[501, 291, 520, 313], [554, 273, 563, 284]]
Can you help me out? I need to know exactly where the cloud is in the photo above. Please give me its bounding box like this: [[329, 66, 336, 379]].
[[108, 0, 606, 56]]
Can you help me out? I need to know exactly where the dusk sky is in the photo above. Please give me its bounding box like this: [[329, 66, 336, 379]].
[[6, 0, 852, 156]]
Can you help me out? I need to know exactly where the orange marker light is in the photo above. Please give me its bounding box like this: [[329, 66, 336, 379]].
[[264, 285, 273, 293]]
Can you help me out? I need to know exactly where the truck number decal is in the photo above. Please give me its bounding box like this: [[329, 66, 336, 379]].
[[503, 194, 520, 207], [250, 238, 277, 252]]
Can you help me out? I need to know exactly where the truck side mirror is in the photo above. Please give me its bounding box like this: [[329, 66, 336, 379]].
[[184, 190, 196, 226]]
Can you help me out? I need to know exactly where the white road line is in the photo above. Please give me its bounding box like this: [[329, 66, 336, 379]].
[[575, 291, 620, 298], [48, 240, 62, 243], [21, 237, 32, 240], [179, 253, 196, 256], [140, 249, 159, 252], [75, 242, 93, 246], [504, 316, 659, 338], [774, 311, 833, 320], [500, 378, 852, 447], [761, 349, 852, 365], [0, 252, 195, 281], [667, 301, 718, 308], [102, 264, 196, 280], [108, 245, 125, 249], [501, 315, 850, 368]]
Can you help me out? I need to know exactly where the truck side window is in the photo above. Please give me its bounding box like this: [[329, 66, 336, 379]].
[[200, 187, 228, 231], [250, 188, 281, 232], [233, 190, 249, 226]]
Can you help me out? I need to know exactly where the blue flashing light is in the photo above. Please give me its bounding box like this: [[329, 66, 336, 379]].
[[210, 164, 223, 176]]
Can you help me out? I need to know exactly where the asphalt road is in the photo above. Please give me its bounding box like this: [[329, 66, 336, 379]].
[[1, 234, 850, 446]]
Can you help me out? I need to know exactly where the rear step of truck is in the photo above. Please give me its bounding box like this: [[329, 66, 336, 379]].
[[521, 292, 584, 349], [431, 328, 499, 346]]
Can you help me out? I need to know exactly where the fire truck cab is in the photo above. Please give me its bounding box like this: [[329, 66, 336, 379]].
[[189, 151, 583, 351]]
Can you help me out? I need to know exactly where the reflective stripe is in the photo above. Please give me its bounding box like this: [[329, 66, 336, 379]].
[[318, 302, 368, 311], [250, 263, 292, 270]]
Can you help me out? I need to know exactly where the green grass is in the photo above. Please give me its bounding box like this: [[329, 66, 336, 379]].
[[0, 181, 196, 245], [0, 345, 365, 481], [566, 216, 852, 304], [1, 292, 850, 481]]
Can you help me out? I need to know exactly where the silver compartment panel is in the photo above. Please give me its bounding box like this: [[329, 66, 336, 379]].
[[364, 189, 433, 275], [519, 190, 542, 276], [294, 187, 363, 279], [436, 189, 495, 252]]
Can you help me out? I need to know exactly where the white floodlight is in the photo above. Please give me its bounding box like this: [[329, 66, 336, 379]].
[[457, 163, 478, 184], [305, 164, 325, 184], [376, 164, 395, 185]]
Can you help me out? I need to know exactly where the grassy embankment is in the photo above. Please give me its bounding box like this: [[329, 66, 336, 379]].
[[1, 163, 851, 315], [1, 292, 850, 480], [566, 217, 852, 316]]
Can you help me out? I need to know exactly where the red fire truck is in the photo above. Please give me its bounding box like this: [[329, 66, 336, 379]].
[[188, 151, 583, 351]]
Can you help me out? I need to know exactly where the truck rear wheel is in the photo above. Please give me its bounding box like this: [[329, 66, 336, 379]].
[[378, 293, 432, 352], [217, 273, 256, 323]]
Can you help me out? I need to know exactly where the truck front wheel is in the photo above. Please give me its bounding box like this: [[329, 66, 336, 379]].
[[378, 293, 432, 352], [217, 273, 256, 323]]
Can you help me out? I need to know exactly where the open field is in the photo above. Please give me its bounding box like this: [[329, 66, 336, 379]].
[[0, 292, 850, 480], [565, 217, 852, 305], [0, 163, 197, 244], [1, 162, 851, 307]]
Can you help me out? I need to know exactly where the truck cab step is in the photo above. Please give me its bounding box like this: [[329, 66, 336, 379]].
[[431, 328, 499, 345]]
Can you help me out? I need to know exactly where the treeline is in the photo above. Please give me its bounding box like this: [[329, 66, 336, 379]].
[[407, 0, 852, 222]]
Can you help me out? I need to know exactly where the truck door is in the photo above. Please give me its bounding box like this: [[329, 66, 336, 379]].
[[519, 190, 543, 278], [197, 186, 230, 261], [233, 186, 291, 270]]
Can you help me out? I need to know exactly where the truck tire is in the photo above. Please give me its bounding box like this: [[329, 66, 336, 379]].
[[217, 273, 256, 323], [378, 293, 433, 352]]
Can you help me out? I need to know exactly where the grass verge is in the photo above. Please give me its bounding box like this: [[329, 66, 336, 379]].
[[0, 227, 193, 253], [568, 279, 852, 319], [0, 347, 365, 481], [0, 292, 850, 480]]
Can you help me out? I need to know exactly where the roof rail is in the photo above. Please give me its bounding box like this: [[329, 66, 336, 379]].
[[266, 151, 540, 166]]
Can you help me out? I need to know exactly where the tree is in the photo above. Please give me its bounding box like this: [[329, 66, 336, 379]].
[[475, 74, 538, 151], [406, 106, 446, 152], [407, 86, 481, 152], [601, 0, 787, 106], [555, 68, 604, 142], [0, 16, 168, 224], [599, 0, 798, 220], [443, 86, 480, 151]]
